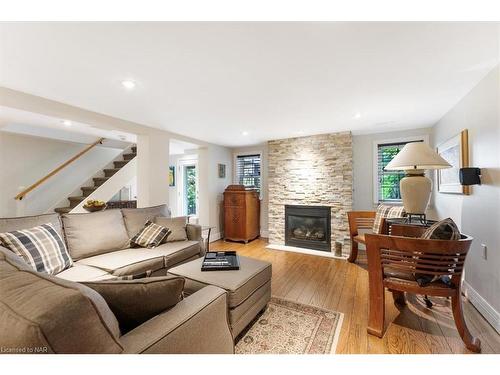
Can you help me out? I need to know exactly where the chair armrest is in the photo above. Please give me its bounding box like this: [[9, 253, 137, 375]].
[[120, 285, 234, 354], [347, 211, 376, 237]]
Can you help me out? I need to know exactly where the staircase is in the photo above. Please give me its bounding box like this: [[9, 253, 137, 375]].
[[54, 146, 136, 214]]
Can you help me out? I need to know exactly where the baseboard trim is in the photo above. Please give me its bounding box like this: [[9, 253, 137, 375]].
[[463, 280, 500, 334], [266, 244, 347, 260]]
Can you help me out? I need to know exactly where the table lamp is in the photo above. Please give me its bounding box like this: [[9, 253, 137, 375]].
[[384, 142, 451, 215]]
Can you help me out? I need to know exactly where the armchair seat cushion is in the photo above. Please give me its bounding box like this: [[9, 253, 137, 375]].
[[384, 277, 454, 292]]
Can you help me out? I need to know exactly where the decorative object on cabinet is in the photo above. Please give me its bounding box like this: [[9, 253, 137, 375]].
[[223, 185, 260, 243], [437, 129, 470, 195]]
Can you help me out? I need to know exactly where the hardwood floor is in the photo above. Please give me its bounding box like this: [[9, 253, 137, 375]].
[[212, 238, 500, 354]]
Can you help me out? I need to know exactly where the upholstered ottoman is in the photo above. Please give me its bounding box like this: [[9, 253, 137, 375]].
[[168, 255, 271, 337]]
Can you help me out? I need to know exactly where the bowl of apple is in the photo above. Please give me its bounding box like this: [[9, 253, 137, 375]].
[[83, 199, 107, 212]]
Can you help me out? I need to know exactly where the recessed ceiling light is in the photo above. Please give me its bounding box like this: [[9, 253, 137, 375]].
[[242, 131, 249, 136], [121, 80, 136, 90], [353, 113, 361, 119], [62, 120, 72, 127]]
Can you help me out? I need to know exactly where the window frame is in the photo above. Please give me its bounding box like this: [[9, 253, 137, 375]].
[[372, 135, 430, 205], [233, 151, 263, 199]]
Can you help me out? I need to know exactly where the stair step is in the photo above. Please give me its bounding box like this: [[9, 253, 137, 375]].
[[68, 196, 85, 208], [81, 186, 97, 197], [123, 153, 136, 161], [54, 207, 72, 214], [93, 177, 109, 187], [104, 168, 120, 177], [113, 160, 129, 169], [131, 146, 137, 153]]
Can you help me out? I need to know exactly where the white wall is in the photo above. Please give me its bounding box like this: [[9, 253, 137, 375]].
[[168, 145, 232, 241], [206, 145, 233, 240], [136, 131, 170, 208], [352, 128, 433, 210], [0, 132, 122, 217], [231, 143, 269, 237], [431, 66, 500, 331]]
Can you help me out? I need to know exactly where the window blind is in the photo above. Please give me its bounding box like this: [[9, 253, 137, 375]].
[[236, 154, 261, 193], [377, 140, 423, 202]]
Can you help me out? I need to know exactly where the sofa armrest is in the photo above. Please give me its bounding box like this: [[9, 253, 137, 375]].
[[186, 223, 205, 254], [120, 285, 234, 354]]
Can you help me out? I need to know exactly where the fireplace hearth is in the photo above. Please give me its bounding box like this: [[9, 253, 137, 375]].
[[285, 205, 331, 252]]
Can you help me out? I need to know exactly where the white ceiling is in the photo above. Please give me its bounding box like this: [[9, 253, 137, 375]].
[[0, 106, 136, 148], [0, 22, 498, 147]]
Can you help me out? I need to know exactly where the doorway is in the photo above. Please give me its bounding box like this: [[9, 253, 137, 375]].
[[177, 160, 198, 218]]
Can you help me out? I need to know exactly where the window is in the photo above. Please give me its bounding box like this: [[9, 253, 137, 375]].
[[375, 139, 424, 202], [235, 154, 261, 194]]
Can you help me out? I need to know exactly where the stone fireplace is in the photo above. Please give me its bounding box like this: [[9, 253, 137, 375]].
[[268, 132, 352, 255], [285, 205, 331, 252]]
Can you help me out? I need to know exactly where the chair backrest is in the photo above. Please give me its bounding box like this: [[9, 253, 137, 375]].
[[366, 233, 473, 282]]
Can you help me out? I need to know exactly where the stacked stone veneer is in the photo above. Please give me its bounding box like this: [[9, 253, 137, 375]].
[[268, 132, 353, 253]]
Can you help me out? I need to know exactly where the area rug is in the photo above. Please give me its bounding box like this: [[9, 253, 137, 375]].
[[235, 297, 344, 354]]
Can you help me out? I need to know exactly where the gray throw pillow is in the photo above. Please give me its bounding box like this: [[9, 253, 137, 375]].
[[83, 276, 185, 333], [155, 216, 188, 242]]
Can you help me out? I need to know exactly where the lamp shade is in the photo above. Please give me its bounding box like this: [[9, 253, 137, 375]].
[[385, 142, 451, 171]]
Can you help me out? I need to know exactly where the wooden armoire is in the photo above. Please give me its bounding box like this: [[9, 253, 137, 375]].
[[223, 185, 260, 243]]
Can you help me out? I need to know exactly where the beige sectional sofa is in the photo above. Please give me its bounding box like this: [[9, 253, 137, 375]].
[[0, 205, 235, 354], [0, 205, 204, 282]]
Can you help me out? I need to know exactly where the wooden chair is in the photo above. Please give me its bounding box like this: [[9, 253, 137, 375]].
[[347, 211, 376, 263], [365, 224, 481, 353]]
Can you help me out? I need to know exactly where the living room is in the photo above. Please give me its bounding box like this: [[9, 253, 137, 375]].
[[1, 1, 499, 373]]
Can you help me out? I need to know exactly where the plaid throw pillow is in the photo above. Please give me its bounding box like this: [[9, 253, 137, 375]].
[[130, 220, 170, 248], [372, 205, 406, 234], [0, 223, 73, 274]]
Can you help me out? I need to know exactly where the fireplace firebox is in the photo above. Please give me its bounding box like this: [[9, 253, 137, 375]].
[[285, 205, 331, 252]]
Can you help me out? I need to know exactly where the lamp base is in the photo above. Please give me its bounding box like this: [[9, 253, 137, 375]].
[[400, 172, 431, 215]]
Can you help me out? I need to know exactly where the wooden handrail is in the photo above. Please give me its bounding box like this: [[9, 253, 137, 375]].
[[15, 138, 104, 200]]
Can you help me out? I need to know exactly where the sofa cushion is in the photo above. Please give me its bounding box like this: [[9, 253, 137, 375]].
[[154, 240, 201, 267], [122, 204, 171, 238], [0, 213, 64, 240], [0, 247, 122, 353], [130, 220, 170, 248], [56, 264, 115, 282], [62, 210, 130, 260], [0, 223, 73, 275], [82, 276, 185, 332], [155, 216, 187, 242], [77, 248, 166, 276]]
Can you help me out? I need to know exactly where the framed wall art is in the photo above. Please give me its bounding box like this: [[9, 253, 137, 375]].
[[436, 129, 470, 195]]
